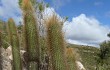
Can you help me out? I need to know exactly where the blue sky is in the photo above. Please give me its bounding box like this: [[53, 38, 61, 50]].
[[0, 0, 110, 47], [45, 0, 110, 26]]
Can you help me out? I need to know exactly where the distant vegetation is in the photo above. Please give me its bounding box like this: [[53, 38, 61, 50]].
[[67, 41, 110, 70]]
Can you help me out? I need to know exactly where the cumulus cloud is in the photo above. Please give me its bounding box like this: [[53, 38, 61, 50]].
[[43, 7, 55, 19], [63, 14, 110, 47], [0, 0, 22, 24], [43, 8, 110, 47], [43, 7, 64, 23]]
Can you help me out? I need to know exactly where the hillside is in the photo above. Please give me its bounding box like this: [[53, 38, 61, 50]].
[[67, 44, 100, 70]]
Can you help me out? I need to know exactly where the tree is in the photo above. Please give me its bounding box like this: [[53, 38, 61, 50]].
[[96, 40, 110, 70], [107, 33, 110, 38]]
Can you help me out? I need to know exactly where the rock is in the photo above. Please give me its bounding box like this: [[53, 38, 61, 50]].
[[1, 46, 12, 70], [76, 61, 86, 70], [1, 46, 27, 70]]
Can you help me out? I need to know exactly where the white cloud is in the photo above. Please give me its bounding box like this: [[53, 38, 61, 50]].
[[43, 7, 64, 22], [63, 14, 110, 47], [43, 8, 110, 47], [0, 0, 22, 24], [43, 7, 55, 19]]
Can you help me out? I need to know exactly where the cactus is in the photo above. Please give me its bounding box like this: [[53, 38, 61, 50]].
[[0, 20, 3, 31], [39, 37, 49, 70], [19, 0, 36, 7], [29, 62, 38, 70], [22, 0, 40, 69], [7, 18, 22, 70], [1, 32, 9, 49], [0, 33, 1, 60], [66, 48, 78, 70], [0, 21, 10, 49], [0, 31, 2, 70], [46, 15, 69, 70]]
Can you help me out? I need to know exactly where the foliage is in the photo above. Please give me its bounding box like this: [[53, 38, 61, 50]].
[[107, 33, 110, 38], [68, 44, 100, 70], [96, 41, 110, 70]]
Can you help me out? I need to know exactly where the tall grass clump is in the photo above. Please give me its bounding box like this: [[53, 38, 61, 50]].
[[22, 0, 40, 69], [7, 18, 22, 70], [46, 15, 69, 70]]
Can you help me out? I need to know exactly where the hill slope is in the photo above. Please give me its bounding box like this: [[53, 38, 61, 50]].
[[67, 44, 100, 70]]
